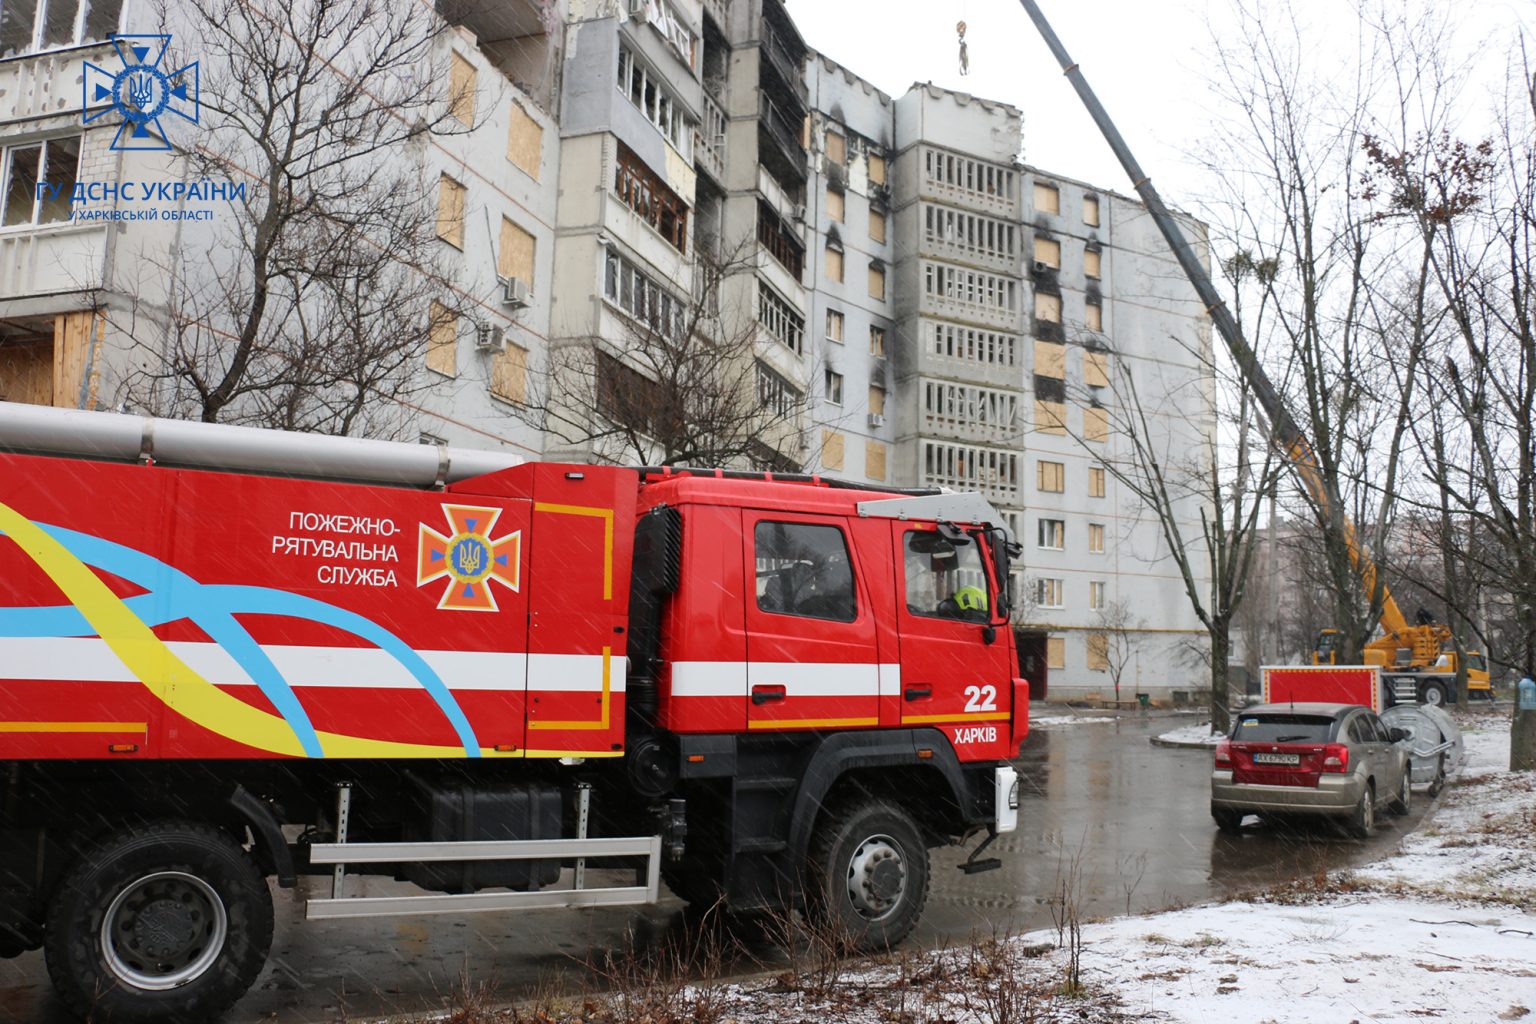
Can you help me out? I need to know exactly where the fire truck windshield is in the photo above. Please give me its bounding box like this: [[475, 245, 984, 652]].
[[904, 530, 990, 623]]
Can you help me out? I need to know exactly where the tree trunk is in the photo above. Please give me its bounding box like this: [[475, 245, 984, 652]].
[[1209, 624, 1232, 735]]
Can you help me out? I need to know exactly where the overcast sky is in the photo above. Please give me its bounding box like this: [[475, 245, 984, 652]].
[[788, 0, 1534, 212]]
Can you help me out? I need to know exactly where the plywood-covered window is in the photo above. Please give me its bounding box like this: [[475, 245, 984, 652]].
[[825, 243, 844, 283], [825, 129, 846, 164], [1085, 302, 1103, 332], [1034, 339, 1065, 379], [1089, 466, 1106, 498], [827, 187, 844, 223], [868, 383, 886, 417], [507, 103, 543, 180], [822, 429, 845, 470], [1086, 631, 1108, 669], [490, 342, 528, 404], [1084, 405, 1109, 442], [1047, 636, 1066, 669], [869, 208, 886, 244], [1084, 248, 1101, 278], [498, 216, 536, 284], [1033, 236, 1061, 268], [1034, 181, 1060, 214], [1085, 350, 1109, 387], [448, 51, 476, 126], [427, 300, 457, 376], [868, 262, 886, 300], [1035, 399, 1066, 434], [868, 151, 886, 184], [866, 440, 887, 481], [1037, 459, 1064, 493], [436, 174, 466, 249], [1083, 195, 1100, 226], [1034, 291, 1062, 323]]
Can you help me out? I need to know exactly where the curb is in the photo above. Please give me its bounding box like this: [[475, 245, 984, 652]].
[[1149, 732, 1220, 750]]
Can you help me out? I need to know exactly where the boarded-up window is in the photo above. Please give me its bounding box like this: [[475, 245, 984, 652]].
[[1033, 236, 1061, 268], [1088, 522, 1105, 552], [436, 174, 466, 248], [1047, 636, 1066, 669], [1085, 302, 1103, 332], [1037, 459, 1064, 492], [498, 217, 536, 284], [490, 342, 528, 404], [868, 151, 886, 184], [1085, 350, 1108, 387], [865, 440, 886, 481], [507, 103, 543, 180], [1089, 466, 1106, 497], [822, 429, 845, 470], [1034, 339, 1065, 379], [868, 263, 886, 300], [825, 129, 846, 164], [0, 340, 52, 404], [827, 187, 844, 222], [427, 300, 457, 376], [826, 244, 844, 282], [52, 310, 102, 408], [1086, 632, 1108, 670], [1035, 399, 1066, 434], [869, 384, 886, 417], [1034, 182, 1060, 214], [1084, 248, 1101, 278], [1083, 195, 1100, 226], [1034, 291, 1062, 323], [1084, 405, 1108, 442], [869, 208, 886, 244], [449, 51, 476, 126]]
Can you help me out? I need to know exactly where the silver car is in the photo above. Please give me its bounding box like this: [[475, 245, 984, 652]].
[[1211, 702, 1411, 837]]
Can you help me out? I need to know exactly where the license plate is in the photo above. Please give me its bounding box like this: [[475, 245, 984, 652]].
[[1253, 752, 1300, 765]]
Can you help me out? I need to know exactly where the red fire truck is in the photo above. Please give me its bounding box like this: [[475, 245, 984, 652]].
[[0, 402, 1029, 1023]]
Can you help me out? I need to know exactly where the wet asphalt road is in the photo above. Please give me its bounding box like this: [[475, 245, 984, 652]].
[[0, 713, 1429, 1023]]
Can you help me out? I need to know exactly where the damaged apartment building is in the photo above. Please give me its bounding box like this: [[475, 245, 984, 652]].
[[0, 0, 1213, 698]]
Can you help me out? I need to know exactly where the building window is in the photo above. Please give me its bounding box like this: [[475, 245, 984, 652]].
[[868, 383, 886, 418], [498, 216, 536, 285], [1035, 399, 1067, 435], [869, 208, 886, 244], [925, 261, 1018, 313], [1033, 236, 1061, 268], [617, 45, 694, 158], [1038, 518, 1065, 550], [826, 309, 844, 342], [757, 200, 802, 276], [427, 300, 457, 377], [825, 243, 844, 283], [827, 187, 844, 223], [1047, 636, 1066, 669], [1034, 339, 1065, 380], [923, 147, 1017, 202], [1089, 581, 1106, 611], [1036, 577, 1064, 608], [436, 174, 466, 248], [1085, 301, 1103, 332], [923, 381, 1016, 434], [1085, 350, 1109, 389], [868, 262, 886, 300], [824, 368, 844, 405], [490, 342, 529, 405], [1084, 406, 1109, 442], [1089, 466, 1106, 498], [1084, 248, 1101, 278], [1034, 291, 1062, 324], [757, 280, 805, 354], [923, 440, 1020, 502], [821, 429, 845, 471], [866, 440, 887, 480], [617, 143, 690, 252], [1038, 460, 1064, 493], [869, 325, 886, 358], [1, 0, 119, 56], [507, 103, 543, 180], [926, 322, 1018, 368], [868, 151, 887, 184], [825, 129, 846, 164], [1034, 181, 1060, 214], [1083, 195, 1100, 227], [1088, 523, 1105, 553], [1086, 631, 1108, 669], [757, 360, 803, 417], [606, 248, 685, 339], [448, 51, 476, 126], [1, 136, 80, 227], [924, 204, 1017, 262]]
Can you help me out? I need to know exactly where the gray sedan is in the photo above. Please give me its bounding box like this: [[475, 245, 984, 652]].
[[1211, 702, 1411, 837]]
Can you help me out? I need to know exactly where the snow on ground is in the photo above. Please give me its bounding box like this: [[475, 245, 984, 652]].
[[1030, 713, 1120, 726], [1152, 720, 1222, 746]]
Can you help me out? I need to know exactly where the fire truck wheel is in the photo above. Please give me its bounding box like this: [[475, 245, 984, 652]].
[[807, 799, 929, 952], [43, 821, 273, 1024]]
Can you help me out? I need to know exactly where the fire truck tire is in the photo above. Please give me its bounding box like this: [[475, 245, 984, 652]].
[[806, 799, 929, 953], [43, 821, 273, 1024]]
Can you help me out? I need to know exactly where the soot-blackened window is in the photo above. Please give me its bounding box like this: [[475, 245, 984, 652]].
[[754, 522, 856, 622]]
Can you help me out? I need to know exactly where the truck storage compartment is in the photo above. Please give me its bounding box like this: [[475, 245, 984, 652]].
[[401, 780, 562, 893]]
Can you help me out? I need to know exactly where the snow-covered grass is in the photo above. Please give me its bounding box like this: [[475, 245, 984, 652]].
[[1152, 721, 1221, 746]]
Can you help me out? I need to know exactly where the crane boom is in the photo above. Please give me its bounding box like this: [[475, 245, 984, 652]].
[[1012, 0, 1412, 639]]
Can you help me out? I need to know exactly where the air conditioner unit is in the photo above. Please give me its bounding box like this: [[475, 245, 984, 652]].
[[866, 413, 885, 428], [629, 0, 650, 22], [792, 203, 807, 223], [475, 322, 506, 352], [1032, 260, 1052, 274], [501, 277, 533, 310]]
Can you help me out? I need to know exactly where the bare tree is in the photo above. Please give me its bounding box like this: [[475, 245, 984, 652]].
[[1090, 598, 1141, 705], [528, 238, 811, 468], [123, 0, 472, 435]]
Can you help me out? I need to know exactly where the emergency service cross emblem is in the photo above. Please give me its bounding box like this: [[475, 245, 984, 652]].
[[417, 505, 521, 612], [83, 34, 200, 151]]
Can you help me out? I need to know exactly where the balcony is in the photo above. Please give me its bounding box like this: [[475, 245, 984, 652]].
[[758, 94, 807, 186], [694, 92, 727, 184], [759, 19, 808, 110]]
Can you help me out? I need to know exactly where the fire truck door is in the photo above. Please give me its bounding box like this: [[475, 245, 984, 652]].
[[742, 511, 879, 732], [891, 524, 1012, 755]]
